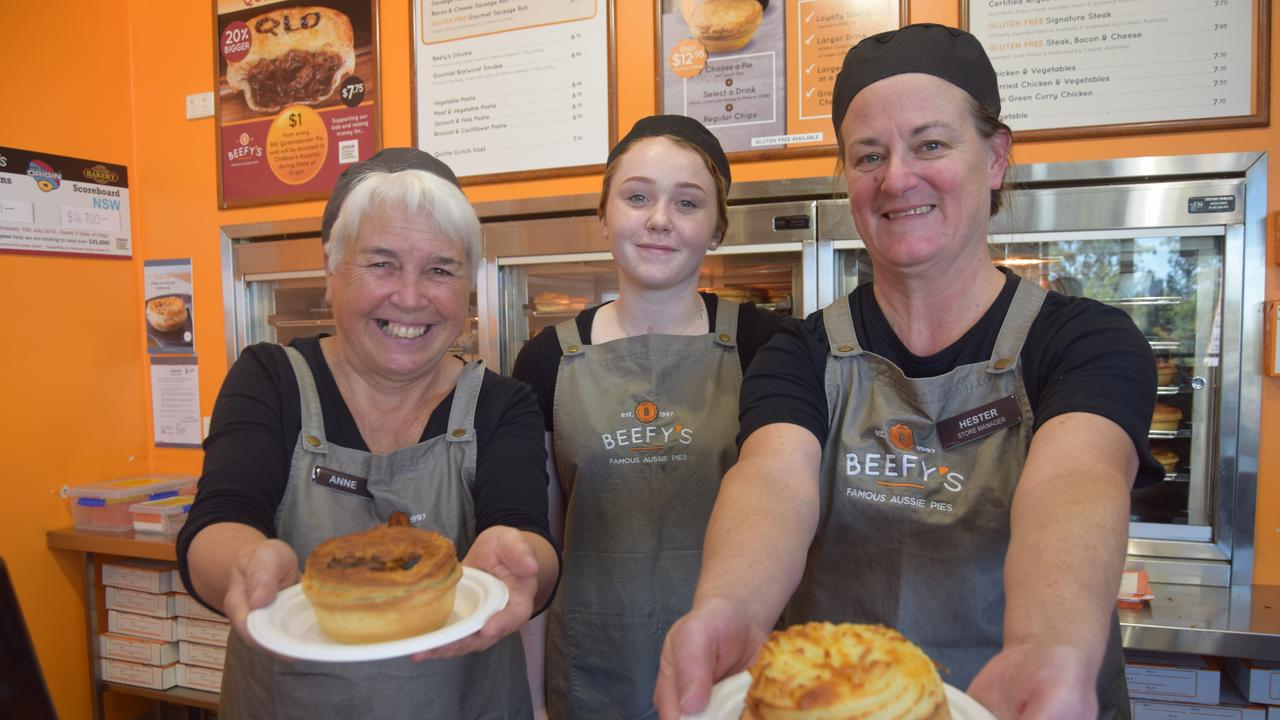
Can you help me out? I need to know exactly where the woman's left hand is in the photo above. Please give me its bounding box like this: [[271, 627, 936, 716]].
[[412, 526, 542, 661], [967, 642, 1096, 720]]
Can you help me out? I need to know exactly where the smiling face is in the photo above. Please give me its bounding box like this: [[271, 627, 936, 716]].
[[602, 136, 722, 292], [840, 73, 1010, 274], [325, 203, 469, 384]]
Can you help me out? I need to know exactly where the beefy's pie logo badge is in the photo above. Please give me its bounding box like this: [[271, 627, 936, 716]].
[[887, 422, 914, 452], [635, 400, 659, 424]]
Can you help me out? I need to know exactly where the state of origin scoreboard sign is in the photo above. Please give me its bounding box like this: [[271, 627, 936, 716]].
[[0, 146, 132, 258]]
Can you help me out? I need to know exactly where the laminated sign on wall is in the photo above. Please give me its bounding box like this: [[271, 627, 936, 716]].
[[0, 146, 131, 258]]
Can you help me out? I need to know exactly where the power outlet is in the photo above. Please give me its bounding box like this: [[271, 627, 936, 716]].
[[185, 92, 214, 120]]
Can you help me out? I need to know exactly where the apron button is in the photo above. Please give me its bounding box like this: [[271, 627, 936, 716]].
[[451, 428, 467, 437], [837, 344, 854, 353], [566, 344, 580, 354], [305, 435, 322, 447], [993, 358, 1012, 369], [718, 333, 732, 342]]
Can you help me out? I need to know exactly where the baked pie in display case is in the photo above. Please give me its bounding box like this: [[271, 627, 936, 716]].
[[226, 6, 356, 113]]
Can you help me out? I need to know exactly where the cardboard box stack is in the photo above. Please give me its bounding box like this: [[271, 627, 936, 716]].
[[98, 560, 182, 690], [1126, 650, 1278, 719], [1224, 658, 1280, 719], [173, 588, 228, 693]]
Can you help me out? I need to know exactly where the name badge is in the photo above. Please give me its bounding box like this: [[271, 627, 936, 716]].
[[936, 395, 1023, 450], [311, 466, 372, 499]]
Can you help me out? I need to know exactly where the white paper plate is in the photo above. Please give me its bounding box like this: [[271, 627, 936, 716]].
[[246, 566, 508, 662], [682, 671, 995, 720]]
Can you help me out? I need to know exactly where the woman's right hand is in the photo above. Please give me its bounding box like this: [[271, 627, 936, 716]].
[[221, 538, 300, 649], [654, 596, 767, 720]]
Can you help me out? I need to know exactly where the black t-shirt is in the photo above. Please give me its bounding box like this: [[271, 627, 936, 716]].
[[738, 270, 1164, 487], [177, 336, 556, 609], [512, 292, 784, 431]]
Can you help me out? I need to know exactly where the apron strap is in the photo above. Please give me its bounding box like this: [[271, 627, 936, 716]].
[[555, 317, 586, 358], [823, 296, 862, 357], [986, 278, 1048, 374], [282, 345, 329, 454], [712, 297, 740, 348], [445, 360, 486, 443]]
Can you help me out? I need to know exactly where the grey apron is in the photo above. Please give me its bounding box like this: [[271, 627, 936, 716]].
[[220, 347, 532, 720], [784, 279, 1129, 719], [546, 301, 743, 720]]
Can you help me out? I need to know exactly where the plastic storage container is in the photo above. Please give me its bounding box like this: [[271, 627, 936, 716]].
[[69, 476, 196, 533], [129, 495, 195, 535]]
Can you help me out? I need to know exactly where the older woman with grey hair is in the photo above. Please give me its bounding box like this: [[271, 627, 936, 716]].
[[179, 148, 559, 719]]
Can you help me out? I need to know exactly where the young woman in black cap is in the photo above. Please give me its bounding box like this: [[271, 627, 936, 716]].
[[655, 25, 1160, 719], [179, 148, 559, 718], [512, 115, 781, 718]]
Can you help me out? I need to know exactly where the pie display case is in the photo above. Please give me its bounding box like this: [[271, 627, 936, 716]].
[[818, 152, 1266, 586], [478, 199, 817, 374]]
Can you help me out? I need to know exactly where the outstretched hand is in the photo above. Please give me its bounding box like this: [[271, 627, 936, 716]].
[[654, 597, 768, 719], [412, 526, 541, 661], [967, 642, 1097, 720], [223, 539, 300, 651]]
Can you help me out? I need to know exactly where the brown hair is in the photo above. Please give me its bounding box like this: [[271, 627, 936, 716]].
[[598, 135, 730, 240]]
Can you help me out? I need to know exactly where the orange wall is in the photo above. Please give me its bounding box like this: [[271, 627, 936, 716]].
[[0, 4, 150, 719], [2, 2, 1277, 716]]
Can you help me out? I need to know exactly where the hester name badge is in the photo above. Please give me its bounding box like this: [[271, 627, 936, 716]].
[[937, 395, 1023, 450]]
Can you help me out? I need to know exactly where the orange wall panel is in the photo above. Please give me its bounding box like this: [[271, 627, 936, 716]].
[[0, 4, 149, 719]]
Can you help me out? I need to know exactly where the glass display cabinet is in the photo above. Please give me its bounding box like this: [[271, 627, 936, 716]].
[[225, 235, 479, 364], [477, 198, 820, 374], [818, 153, 1266, 586]]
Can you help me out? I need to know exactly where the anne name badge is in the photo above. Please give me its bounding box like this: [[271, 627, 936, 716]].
[[311, 466, 373, 499]]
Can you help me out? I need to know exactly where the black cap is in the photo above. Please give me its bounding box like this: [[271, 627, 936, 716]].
[[608, 115, 731, 191], [320, 147, 462, 245], [831, 24, 1000, 141]]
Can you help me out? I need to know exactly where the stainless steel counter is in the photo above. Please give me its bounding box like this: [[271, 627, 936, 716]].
[[1120, 583, 1280, 660]]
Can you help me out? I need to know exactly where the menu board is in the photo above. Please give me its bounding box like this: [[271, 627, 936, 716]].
[[658, 0, 902, 156], [970, 0, 1264, 135], [215, 0, 381, 207], [413, 0, 614, 181], [0, 146, 131, 258]]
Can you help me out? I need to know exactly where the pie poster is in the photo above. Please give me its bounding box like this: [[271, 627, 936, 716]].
[[216, 0, 381, 207], [0, 146, 131, 258], [144, 259, 195, 355], [658, 0, 900, 156]]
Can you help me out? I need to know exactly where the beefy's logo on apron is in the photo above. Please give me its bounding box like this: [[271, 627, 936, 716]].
[[600, 399, 694, 465], [841, 421, 964, 513], [843, 398, 1024, 514]]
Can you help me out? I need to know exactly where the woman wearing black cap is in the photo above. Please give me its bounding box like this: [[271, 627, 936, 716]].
[[512, 115, 781, 718], [655, 25, 1159, 719], [178, 148, 559, 718]]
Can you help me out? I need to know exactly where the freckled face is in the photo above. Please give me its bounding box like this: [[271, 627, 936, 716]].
[[603, 136, 721, 291], [326, 203, 469, 383], [841, 74, 1008, 273]]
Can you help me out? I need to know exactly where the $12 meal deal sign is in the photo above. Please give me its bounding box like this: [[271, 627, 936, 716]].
[[0, 146, 131, 258]]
